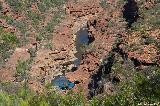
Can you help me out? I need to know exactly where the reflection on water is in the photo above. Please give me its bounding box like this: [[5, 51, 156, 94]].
[[73, 26, 89, 68], [52, 76, 75, 90]]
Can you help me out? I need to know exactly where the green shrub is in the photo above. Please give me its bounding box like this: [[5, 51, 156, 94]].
[[37, 0, 66, 13], [1, 71, 160, 106], [1, 33, 19, 46], [40, 0, 66, 8], [100, 0, 107, 9], [0, 43, 13, 64], [13, 21, 28, 34], [36, 34, 45, 41], [37, 3, 47, 13], [0, 87, 86, 106], [27, 10, 42, 26], [0, 2, 2, 11], [0, 28, 19, 64], [45, 11, 65, 33], [15, 59, 33, 81], [6, 0, 23, 12], [28, 48, 37, 57], [44, 42, 53, 50]]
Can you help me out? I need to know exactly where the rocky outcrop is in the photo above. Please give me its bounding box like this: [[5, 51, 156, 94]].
[[66, 0, 103, 17], [28, 0, 127, 95], [1, 0, 159, 99], [28, 14, 97, 92], [66, 2, 126, 97]]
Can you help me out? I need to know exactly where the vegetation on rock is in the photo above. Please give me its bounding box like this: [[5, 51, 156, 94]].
[[0, 0, 160, 106]]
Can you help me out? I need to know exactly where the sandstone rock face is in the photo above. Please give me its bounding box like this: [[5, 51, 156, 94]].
[[0, 49, 30, 84], [125, 29, 160, 64], [29, 49, 70, 87], [6, 48, 30, 70], [66, 0, 103, 17], [1, 0, 159, 98], [150, 29, 160, 41], [128, 44, 158, 63], [144, 0, 157, 9], [28, 0, 126, 95], [28, 14, 95, 92], [65, 2, 126, 96], [0, 68, 15, 82]]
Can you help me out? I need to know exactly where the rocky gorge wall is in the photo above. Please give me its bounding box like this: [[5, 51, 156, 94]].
[[0, 0, 160, 99]]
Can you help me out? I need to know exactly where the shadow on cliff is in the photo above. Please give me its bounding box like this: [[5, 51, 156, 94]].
[[123, 0, 139, 27]]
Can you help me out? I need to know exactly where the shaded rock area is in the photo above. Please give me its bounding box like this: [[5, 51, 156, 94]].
[[123, 0, 139, 27], [88, 41, 129, 98], [88, 51, 115, 98]]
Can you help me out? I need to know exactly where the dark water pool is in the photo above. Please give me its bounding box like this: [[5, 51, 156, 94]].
[[52, 76, 75, 90], [74, 26, 89, 67]]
